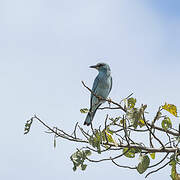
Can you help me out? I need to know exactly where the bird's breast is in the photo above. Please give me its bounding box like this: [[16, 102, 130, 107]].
[[99, 75, 111, 87], [95, 75, 111, 98]]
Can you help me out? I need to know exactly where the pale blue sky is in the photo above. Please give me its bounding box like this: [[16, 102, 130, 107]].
[[0, 0, 180, 179]]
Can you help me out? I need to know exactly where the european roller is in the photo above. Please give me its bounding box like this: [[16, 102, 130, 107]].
[[84, 63, 112, 126]]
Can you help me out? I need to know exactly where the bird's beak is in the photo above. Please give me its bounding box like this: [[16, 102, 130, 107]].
[[89, 65, 98, 69]]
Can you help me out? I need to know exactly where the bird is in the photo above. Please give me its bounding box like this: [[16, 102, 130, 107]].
[[84, 63, 112, 126]]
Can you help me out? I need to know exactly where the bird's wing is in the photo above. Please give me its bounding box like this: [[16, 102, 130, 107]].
[[90, 75, 99, 108], [109, 76, 113, 94]]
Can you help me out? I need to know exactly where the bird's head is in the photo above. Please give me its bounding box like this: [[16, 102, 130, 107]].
[[89, 63, 111, 72]]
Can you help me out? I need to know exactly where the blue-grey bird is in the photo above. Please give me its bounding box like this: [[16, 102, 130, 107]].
[[84, 63, 112, 126]]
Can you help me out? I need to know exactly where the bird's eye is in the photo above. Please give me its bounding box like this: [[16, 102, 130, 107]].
[[98, 63, 103, 67]]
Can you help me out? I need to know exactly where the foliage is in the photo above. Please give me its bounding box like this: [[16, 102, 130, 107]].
[[150, 153, 155, 160], [80, 108, 89, 113], [24, 83, 180, 179], [137, 155, 150, 174], [70, 150, 91, 171], [161, 117, 172, 130], [162, 103, 177, 117], [123, 147, 141, 158], [24, 118, 33, 135]]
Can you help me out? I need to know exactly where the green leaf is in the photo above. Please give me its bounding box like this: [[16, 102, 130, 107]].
[[81, 164, 87, 171], [84, 150, 91, 156], [150, 153, 155, 159], [161, 117, 172, 130], [137, 155, 150, 174], [102, 129, 118, 147], [73, 166, 77, 171], [132, 110, 140, 129], [54, 138, 56, 148], [80, 108, 89, 113], [126, 108, 142, 129], [88, 130, 102, 154], [24, 118, 33, 135], [126, 105, 147, 129], [162, 103, 177, 117], [96, 142, 101, 154], [106, 127, 114, 135], [128, 98, 136, 108], [170, 155, 178, 180], [104, 130, 113, 143], [70, 150, 91, 171], [123, 148, 137, 158]]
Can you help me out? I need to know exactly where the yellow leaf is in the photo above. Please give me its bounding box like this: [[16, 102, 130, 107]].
[[120, 119, 123, 124], [162, 103, 177, 117], [105, 130, 118, 147], [138, 119, 145, 127], [128, 98, 136, 108], [150, 153, 155, 159], [80, 108, 89, 113]]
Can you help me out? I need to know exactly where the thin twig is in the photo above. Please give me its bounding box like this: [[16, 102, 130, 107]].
[[99, 107, 122, 110], [119, 92, 134, 105], [122, 116, 130, 145], [148, 123, 180, 136], [111, 159, 136, 169], [78, 125, 89, 140], [145, 159, 172, 178], [33, 115, 88, 143], [33, 115, 179, 153], [86, 148, 131, 162], [148, 153, 169, 168], [143, 113, 165, 149], [72, 122, 78, 138], [104, 115, 109, 143]]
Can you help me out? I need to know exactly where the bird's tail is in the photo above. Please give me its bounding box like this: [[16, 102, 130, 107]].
[[84, 104, 101, 126], [84, 112, 92, 126]]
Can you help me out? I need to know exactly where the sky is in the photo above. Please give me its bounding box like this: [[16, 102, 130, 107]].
[[0, 0, 180, 179]]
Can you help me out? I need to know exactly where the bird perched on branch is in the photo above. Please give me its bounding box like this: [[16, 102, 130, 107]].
[[84, 63, 112, 126]]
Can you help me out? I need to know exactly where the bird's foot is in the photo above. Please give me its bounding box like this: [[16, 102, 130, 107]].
[[107, 97, 112, 107], [107, 97, 112, 102], [97, 95, 104, 101]]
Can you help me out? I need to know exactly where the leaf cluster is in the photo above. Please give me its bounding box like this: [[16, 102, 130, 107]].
[[24, 118, 33, 135], [70, 150, 91, 171]]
